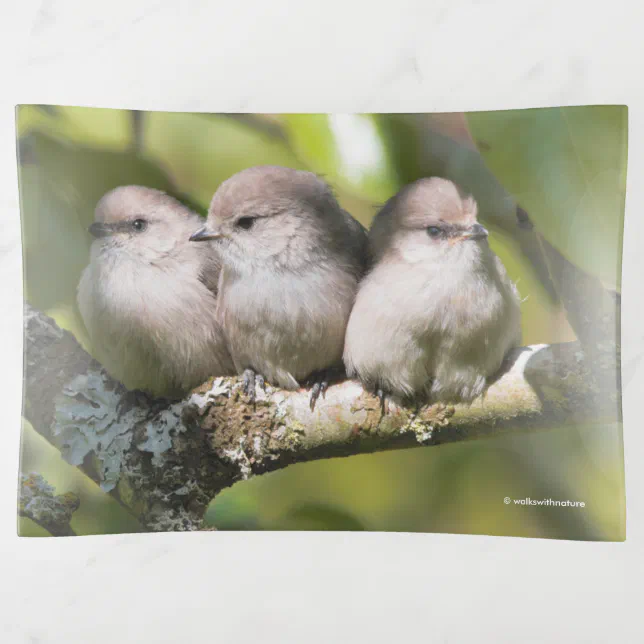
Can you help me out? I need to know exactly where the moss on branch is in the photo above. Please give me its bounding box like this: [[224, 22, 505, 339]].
[[23, 304, 619, 532]]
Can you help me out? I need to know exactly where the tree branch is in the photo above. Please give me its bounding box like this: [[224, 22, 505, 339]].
[[19, 473, 80, 537], [23, 303, 619, 532]]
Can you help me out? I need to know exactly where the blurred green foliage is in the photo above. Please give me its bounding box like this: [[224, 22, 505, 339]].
[[468, 106, 628, 291], [282, 114, 399, 203], [16, 106, 626, 540]]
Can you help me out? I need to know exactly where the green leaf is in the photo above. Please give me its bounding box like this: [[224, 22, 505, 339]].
[[17, 104, 133, 149], [467, 106, 628, 290], [282, 114, 399, 203], [143, 112, 306, 208]]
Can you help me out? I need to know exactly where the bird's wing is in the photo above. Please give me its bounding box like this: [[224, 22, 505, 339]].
[[340, 208, 371, 276], [198, 252, 223, 297]]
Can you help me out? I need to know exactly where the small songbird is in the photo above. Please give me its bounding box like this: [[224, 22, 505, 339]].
[[77, 186, 234, 397], [343, 177, 522, 407], [189, 166, 368, 408]]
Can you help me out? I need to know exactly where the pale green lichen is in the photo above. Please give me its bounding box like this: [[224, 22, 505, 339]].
[[146, 505, 203, 532], [222, 437, 253, 479], [53, 370, 147, 491], [271, 391, 289, 420], [282, 420, 306, 450], [189, 377, 232, 411], [53, 368, 197, 491], [406, 404, 454, 444], [137, 402, 186, 467], [147, 475, 200, 503], [19, 472, 80, 526], [407, 416, 436, 444]]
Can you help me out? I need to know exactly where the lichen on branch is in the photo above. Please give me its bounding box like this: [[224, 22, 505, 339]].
[[22, 304, 618, 532], [19, 472, 80, 537]]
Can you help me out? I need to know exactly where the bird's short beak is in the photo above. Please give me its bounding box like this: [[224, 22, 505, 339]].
[[461, 223, 489, 241], [88, 223, 113, 239], [189, 226, 224, 242]]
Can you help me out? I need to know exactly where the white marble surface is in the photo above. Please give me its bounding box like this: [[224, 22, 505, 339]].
[[1, 1, 643, 642]]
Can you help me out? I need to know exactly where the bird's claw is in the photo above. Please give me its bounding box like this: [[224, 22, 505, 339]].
[[308, 372, 331, 412], [242, 368, 264, 404], [309, 380, 328, 412], [376, 388, 389, 416]]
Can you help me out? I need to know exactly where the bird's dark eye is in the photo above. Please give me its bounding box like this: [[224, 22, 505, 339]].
[[427, 226, 442, 238], [236, 217, 255, 230], [131, 219, 148, 232]]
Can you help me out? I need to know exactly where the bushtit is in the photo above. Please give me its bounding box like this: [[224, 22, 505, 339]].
[[190, 166, 368, 409], [343, 177, 521, 407], [77, 186, 234, 397]]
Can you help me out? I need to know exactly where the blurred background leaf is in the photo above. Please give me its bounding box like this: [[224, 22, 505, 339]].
[[17, 130, 181, 349], [16, 104, 626, 540], [282, 114, 399, 203], [144, 112, 305, 209], [269, 504, 366, 532], [467, 106, 628, 291]]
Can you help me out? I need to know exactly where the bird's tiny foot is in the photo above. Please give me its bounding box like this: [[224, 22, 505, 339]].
[[308, 372, 330, 412], [242, 368, 264, 405], [376, 388, 389, 416], [307, 367, 345, 411]]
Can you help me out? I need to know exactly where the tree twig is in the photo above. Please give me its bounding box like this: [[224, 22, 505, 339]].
[[18, 472, 80, 537]]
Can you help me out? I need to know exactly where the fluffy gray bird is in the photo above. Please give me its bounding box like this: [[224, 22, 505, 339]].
[[343, 177, 522, 407], [77, 185, 234, 397], [189, 166, 368, 408]]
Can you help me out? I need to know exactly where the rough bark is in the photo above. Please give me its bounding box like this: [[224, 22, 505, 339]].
[[540, 237, 622, 398], [23, 303, 620, 532], [18, 473, 80, 537]]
